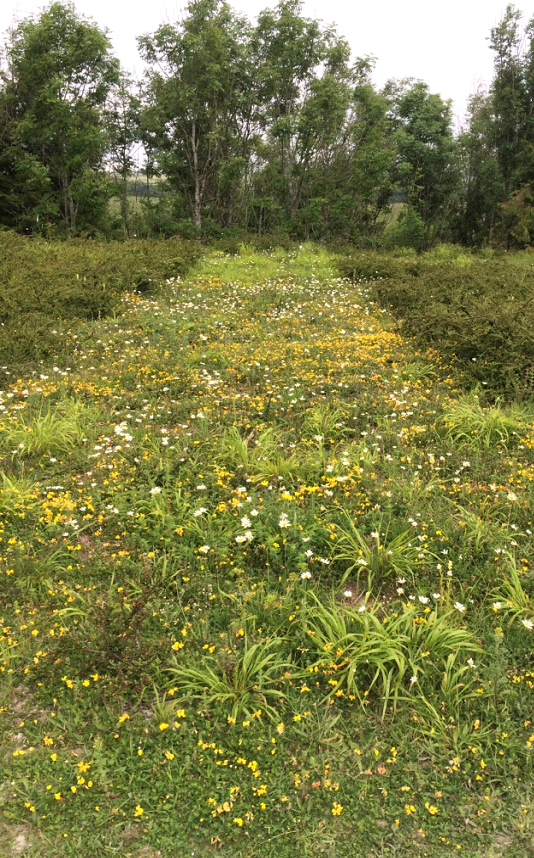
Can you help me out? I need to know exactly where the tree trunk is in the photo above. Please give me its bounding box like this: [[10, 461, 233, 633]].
[[191, 119, 202, 235]]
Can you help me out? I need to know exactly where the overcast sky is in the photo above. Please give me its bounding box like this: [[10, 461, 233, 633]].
[[0, 0, 521, 127]]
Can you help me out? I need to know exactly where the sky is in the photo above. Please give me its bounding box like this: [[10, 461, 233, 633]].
[[0, 0, 520, 128]]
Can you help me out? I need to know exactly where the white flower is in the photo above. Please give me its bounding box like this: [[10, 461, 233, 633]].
[[278, 513, 291, 528], [357, 605, 366, 613], [305, 549, 314, 558], [193, 507, 207, 517], [432, 593, 441, 600], [343, 589, 353, 598], [467, 658, 476, 668], [250, 509, 259, 517], [454, 602, 466, 613], [240, 516, 251, 528], [522, 619, 534, 631], [199, 545, 210, 554], [356, 558, 368, 566], [150, 486, 162, 495], [300, 571, 312, 580], [492, 601, 502, 611], [418, 596, 429, 604], [318, 557, 330, 565], [410, 675, 418, 684], [197, 484, 207, 490], [507, 492, 518, 502]]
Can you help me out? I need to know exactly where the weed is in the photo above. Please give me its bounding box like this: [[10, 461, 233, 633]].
[[166, 634, 291, 722]]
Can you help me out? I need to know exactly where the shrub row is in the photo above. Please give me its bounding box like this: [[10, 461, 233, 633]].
[[336, 249, 534, 401], [0, 232, 204, 377]]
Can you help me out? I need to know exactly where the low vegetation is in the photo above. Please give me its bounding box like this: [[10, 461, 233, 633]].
[[336, 246, 534, 400], [0, 232, 203, 376], [2, 243, 534, 856]]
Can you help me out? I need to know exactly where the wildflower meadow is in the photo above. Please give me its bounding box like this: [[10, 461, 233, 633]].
[[2, 244, 534, 856]]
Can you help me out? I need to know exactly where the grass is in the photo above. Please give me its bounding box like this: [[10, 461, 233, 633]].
[[1, 243, 534, 855]]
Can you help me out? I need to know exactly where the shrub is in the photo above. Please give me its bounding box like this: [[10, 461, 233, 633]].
[[0, 233, 204, 378], [334, 248, 534, 400]]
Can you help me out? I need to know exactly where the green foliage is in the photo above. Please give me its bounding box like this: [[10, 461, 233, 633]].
[[139, 0, 254, 234], [0, 233, 203, 376], [0, 473, 40, 515], [493, 554, 534, 629], [442, 394, 529, 450], [0, 398, 94, 459], [167, 634, 290, 721], [3, 245, 534, 855], [387, 80, 460, 249], [304, 596, 481, 719], [335, 248, 534, 400], [333, 514, 430, 592], [2, 1, 120, 235]]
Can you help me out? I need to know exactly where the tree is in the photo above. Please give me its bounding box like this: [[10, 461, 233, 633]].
[[455, 91, 501, 246], [387, 80, 460, 249], [139, 0, 254, 234], [0, 85, 48, 230], [2, 1, 119, 234], [489, 4, 528, 199], [249, 0, 354, 232], [106, 75, 141, 237]]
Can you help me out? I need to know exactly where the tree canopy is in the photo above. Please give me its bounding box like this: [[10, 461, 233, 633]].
[[0, 0, 533, 247]]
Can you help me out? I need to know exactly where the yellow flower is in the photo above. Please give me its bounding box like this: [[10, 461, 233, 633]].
[[425, 802, 438, 815], [159, 722, 169, 731], [134, 805, 144, 817], [331, 802, 343, 816]]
